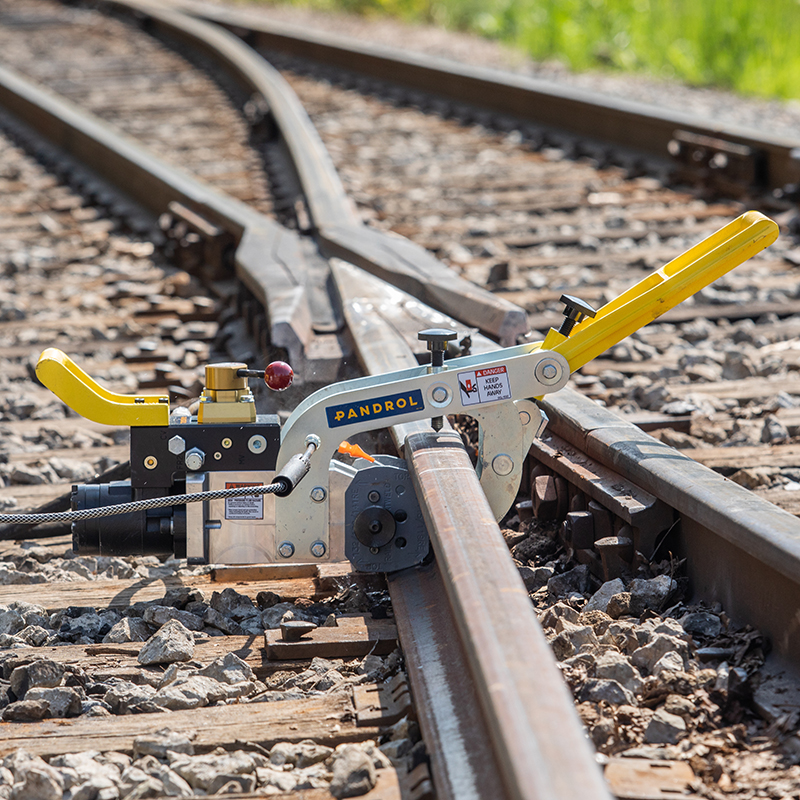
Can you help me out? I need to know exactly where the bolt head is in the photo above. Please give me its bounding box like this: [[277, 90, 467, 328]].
[[278, 541, 295, 558], [310, 486, 327, 503], [310, 541, 327, 558], [168, 435, 186, 455], [542, 364, 558, 379], [368, 490, 381, 503], [432, 386, 448, 403]]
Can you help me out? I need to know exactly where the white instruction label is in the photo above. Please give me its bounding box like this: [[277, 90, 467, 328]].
[[225, 483, 264, 520], [457, 366, 512, 406]]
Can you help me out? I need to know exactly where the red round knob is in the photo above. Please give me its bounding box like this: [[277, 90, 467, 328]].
[[264, 361, 293, 391]]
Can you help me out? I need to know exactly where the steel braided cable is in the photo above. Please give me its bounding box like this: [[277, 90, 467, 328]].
[[0, 482, 286, 525]]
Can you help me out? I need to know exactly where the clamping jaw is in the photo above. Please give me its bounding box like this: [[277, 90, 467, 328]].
[[34, 211, 778, 569]]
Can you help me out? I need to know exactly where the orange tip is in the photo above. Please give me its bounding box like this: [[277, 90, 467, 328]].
[[338, 441, 376, 463]]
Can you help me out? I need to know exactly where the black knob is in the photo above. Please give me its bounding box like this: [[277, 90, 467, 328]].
[[557, 295, 597, 337], [418, 328, 457, 368]]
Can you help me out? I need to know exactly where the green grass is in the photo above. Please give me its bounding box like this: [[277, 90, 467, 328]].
[[270, 0, 800, 99]]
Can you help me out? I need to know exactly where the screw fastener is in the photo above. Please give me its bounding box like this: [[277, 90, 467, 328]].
[[310, 541, 327, 558], [278, 541, 295, 558], [541, 364, 558, 380], [310, 487, 327, 503]]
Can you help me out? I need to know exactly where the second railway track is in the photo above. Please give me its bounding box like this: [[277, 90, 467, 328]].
[[1, 2, 800, 799]]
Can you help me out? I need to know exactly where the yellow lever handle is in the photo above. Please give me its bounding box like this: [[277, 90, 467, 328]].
[[36, 348, 170, 427], [543, 210, 779, 372]]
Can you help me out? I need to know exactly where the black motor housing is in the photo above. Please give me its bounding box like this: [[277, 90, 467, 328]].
[[71, 480, 186, 557]]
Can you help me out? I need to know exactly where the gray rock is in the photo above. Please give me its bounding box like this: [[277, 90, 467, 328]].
[[269, 741, 333, 769], [210, 588, 259, 621], [210, 775, 257, 794], [16, 626, 49, 647], [583, 579, 625, 614], [202, 607, 243, 635], [2, 699, 48, 721], [255, 767, 298, 793], [137, 620, 194, 666], [103, 682, 157, 714], [554, 621, 598, 652], [607, 590, 638, 623], [261, 602, 299, 630], [540, 602, 580, 629], [329, 745, 377, 798], [25, 687, 81, 718], [762, 414, 790, 444], [595, 650, 643, 693], [0, 608, 24, 636], [631, 634, 688, 674], [135, 756, 193, 797], [681, 611, 722, 639], [198, 652, 254, 685], [546, 565, 590, 597], [8, 761, 63, 800], [652, 652, 685, 676], [580, 678, 635, 706], [133, 730, 195, 759], [644, 709, 687, 744], [628, 576, 677, 615], [9, 660, 64, 699], [170, 752, 258, 791], [143, 606, 204, 632], [152, 675, 232, 710], [119, 766, 163, 799], [102, 617, 151, 644]]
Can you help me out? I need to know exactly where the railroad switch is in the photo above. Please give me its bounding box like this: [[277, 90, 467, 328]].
[[5, 212, 780, 573]]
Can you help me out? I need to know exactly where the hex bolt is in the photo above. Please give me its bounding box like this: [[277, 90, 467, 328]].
[[167, 436, 186, 455], [368, 490, 381, 503], [310, 486, 327, 503], [184, 448, 205, 471], [277, 541, 295, 558], [310, 541, 327, 558]]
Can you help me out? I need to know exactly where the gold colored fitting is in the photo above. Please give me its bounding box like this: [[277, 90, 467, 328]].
[[205, 363, 247, 392], [198, 362, 256, 424]]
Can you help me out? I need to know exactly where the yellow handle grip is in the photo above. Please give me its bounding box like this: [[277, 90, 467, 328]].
[[544, 210, 779, 372], [36, 348, 170, 427]]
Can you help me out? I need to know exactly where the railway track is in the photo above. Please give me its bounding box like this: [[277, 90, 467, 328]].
[[1, 1, 800, 799]]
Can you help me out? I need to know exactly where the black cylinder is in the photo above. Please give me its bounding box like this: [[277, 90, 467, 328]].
[[71, 481, 183, 557]]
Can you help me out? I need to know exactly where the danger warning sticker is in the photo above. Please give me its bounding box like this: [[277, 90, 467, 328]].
[[457, 365, 512, 406], [225, 482, 264, 520]]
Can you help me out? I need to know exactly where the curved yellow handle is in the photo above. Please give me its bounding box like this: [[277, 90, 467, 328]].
[[36, 348, 170, 427], [543, 211, 779, 372]]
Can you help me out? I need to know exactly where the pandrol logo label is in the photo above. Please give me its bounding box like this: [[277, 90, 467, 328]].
[[326, 389, 424, 428], [458, 365, 512, 406]]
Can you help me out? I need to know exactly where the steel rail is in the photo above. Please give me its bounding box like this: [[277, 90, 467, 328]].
[[332, 260, 611, 800], [103, 0, 527, 346], [542, 388, 800, 665], [180, 0, 800, 191]]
